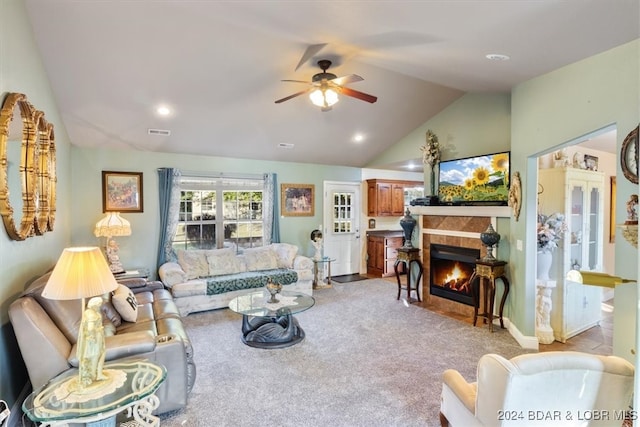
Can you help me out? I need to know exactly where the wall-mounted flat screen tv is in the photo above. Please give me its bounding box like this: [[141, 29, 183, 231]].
[[438, 151, 510, 205]]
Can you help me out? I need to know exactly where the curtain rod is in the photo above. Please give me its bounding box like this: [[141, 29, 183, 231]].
[[157, 168, 265, 180]]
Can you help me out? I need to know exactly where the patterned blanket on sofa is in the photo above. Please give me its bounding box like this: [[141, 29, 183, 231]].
[[205, 269, 298, 295]]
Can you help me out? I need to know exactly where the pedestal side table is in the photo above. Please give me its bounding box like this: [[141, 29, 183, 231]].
[[394, 247, 423, 303], [312, 257, 335, 289], [23, 360, 166, 427], [469, 259, 510, 332]]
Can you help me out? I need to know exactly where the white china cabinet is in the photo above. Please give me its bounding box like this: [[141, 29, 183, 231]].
[[538, 167, 605, 342]]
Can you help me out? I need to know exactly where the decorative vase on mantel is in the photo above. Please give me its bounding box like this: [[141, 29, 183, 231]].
[[536, 251, 553, 281]]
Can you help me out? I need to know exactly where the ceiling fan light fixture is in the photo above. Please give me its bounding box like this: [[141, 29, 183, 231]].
[[309, 87, 339, 109]]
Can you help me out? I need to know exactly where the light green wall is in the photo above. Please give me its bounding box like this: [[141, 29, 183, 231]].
[[366, 93, 511, 190], [369, 92, 511, 166], [511, 39, 639, 336], [0, 0, 72, 406], [71, 147, 362, 272]]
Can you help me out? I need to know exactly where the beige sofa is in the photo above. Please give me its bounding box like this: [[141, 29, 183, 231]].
[[9, 273, 196, 415], [159, 243, 313, 316]]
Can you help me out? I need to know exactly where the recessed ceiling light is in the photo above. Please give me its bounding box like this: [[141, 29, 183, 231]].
[[485, 54, 510, 61], [156, 105, 171, 116], [407, 163, 416, 170], [353, 133, 364, 142]]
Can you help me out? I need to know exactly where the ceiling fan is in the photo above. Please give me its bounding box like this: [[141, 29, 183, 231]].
[[275, 59, 378, 112]]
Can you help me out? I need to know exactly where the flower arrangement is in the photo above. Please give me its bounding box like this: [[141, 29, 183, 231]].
[[537, 212, 567, 253], [420, 130, 440, 196], [420, 130, 441, 167]]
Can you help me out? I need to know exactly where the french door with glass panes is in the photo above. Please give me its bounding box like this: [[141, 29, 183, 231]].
[[323, 182, 361, 276]]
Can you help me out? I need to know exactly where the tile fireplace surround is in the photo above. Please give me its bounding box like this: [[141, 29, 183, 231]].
[[410, 206, 511, 318]]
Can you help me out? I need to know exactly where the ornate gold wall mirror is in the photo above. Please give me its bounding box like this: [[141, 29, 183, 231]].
[[0, 92, 56, 240]]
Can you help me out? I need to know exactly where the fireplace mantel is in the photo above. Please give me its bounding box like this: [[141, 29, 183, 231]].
[[408, 205, 511, 218]]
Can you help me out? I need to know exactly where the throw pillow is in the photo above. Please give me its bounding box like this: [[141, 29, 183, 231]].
[[112, 285, 138, 322], [205, 248, 243, 276], [271, 243, 299, 268], [243, 246, 279, 271], [176, 250, 209, 279]]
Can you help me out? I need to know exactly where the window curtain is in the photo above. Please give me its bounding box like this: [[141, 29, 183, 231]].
[[263, 172, 280, 244], [156, 168, 182, 267]]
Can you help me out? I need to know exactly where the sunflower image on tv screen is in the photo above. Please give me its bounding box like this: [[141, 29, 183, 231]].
[[438, 152, 510, 205]]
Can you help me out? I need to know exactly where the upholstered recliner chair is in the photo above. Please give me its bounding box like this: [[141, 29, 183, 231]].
[[440, 351, 634, 427]]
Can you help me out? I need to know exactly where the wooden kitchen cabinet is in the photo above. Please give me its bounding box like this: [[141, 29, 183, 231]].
[[366, 230, 404, 277], [366, 179, 422, 217]]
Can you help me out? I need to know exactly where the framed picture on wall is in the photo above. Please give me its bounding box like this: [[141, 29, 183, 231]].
[[281, 183, 314, 216], [584, 154, 599, 171], [102, 171, 144, 212]]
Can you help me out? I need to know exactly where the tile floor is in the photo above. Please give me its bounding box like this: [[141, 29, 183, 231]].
[[538, 300, 614, 355]]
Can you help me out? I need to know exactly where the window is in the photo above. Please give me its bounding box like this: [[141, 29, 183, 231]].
[[172, 176, 264, 251]]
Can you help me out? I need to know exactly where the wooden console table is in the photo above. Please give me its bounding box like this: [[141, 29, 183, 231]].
[[394, 247, 423, 303], [469, 259, 510, 332]]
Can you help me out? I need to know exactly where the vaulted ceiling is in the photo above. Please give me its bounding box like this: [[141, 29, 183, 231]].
[[23, 0, 639, 170]]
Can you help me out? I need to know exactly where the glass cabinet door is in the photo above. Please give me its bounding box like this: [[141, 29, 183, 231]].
[[587, 186, 601, 270], [570, 184, 585, 270]]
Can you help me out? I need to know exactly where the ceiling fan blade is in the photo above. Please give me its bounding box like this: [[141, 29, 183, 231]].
[[330, 74, 364, 86], [338, 86, 378, 104], [295, 43, 327, 71], [281, 79, 312, 84], [275, 89, 310, 104]]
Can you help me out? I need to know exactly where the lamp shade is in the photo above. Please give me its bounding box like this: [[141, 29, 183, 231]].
[[309, 87, 338, 108], [94, 212, 131, 238], [42, 247, 119, 300]]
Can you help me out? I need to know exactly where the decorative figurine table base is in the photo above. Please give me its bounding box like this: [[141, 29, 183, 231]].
[[469, 260, 510, 332], [228, 291, 316, 349], [241, 310, 304, 349], [394, 247, 423, 303], [312, 257, 335, 289]]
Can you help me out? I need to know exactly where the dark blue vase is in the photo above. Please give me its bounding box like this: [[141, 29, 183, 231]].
[[400, 208, 417, 248]]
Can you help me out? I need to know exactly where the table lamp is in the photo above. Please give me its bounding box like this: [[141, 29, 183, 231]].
[[94, 212, 131, 274], [42, 247, 119, 394]]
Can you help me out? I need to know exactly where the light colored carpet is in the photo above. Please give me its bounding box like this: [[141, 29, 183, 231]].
[[160, 279, 531, 427]]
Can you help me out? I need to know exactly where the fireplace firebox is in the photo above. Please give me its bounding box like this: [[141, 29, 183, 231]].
[[430, 244, 479, 306]]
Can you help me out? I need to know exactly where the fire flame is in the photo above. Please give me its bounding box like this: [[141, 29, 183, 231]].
[[444, 264, 463, 283]]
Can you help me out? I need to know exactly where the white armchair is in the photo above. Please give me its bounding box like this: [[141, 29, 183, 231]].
[[440, 351, 634, 427]]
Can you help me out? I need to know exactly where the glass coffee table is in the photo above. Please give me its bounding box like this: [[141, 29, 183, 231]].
[[23, 359, 166, 427], [228, 290, 315, 349]]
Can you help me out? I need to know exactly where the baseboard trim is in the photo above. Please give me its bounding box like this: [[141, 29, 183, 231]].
[[499, 316, 539, 350]]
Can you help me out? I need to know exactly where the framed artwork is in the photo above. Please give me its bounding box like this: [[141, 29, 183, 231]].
[[584, 154, 599, 171], [281, 183, 314, 217], [102, 171, 144, 213]]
